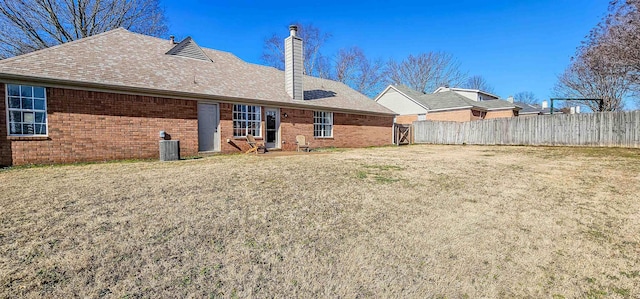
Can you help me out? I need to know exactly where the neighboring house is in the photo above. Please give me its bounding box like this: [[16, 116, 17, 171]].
[[433, 86, 500, 102], [0, 26, 395, 166], [374, 85, 519, 124]]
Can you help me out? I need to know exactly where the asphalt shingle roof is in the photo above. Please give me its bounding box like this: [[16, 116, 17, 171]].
[[514, 102, 542, 114], [0, 28, 394, 115], [514, 102, 563, 114]]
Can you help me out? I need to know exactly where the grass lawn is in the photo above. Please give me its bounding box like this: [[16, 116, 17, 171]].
[[1, 145, 639, 298]]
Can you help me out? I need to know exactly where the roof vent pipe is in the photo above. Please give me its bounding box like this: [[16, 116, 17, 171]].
[[170, 35, 175, 44], [542, 100, 548, 109]]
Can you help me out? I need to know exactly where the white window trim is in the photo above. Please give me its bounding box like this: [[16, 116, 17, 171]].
[[232, 104, 261, 138], [6, 84, 48, 137], [313, 111, 333, 138]]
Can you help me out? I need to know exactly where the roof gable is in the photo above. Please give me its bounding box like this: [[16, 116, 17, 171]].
[[166, 37, 212, 62], [374, 85, 429, 114]]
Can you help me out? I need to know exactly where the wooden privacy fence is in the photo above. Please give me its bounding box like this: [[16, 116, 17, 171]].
[[413, 111, 640, 148]]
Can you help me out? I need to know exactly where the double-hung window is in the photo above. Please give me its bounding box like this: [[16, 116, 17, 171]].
[[233, 104, 261, 137], [6, 84, 47, 136], [313, 111, 333, 138]]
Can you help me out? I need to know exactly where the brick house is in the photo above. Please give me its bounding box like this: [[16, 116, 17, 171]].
[[0, 27, 395, 166], [374, 85, 520, 124]]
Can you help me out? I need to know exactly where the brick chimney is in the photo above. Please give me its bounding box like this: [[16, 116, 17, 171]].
[[285, 25, 303, 100]]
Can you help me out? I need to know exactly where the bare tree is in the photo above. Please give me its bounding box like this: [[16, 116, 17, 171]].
[[463, 75, 494, 93], [0, 0, 167, 58], [513, 91, 538, 105], [553, 0, 639, 111], [332, 46, 386, 97], [554, 54, 631, 111], [581, 0, 640, 100], [386, 52, 467, 93], [261, 22, 332, 78]]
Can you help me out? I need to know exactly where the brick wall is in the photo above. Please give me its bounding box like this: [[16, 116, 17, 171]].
[[220, 106, 393, 152], [389, 109, 515, 127], [2, 85, 393, 165], [395, 114, 418, 124], [2, 85, 198, 165], [426, 109, 473, 122], [485, 109, 516, 119]]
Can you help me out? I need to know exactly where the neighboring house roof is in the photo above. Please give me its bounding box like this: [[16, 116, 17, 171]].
[[514, 102, 542, 115], [414, 91, 476, 111], [478, 99, 520, 111], [377, 85, 518, 112], [0, 28, 394, 116], [433, 86, 500, 100], [514, 102, 562, 115], [393, 84, 429, 102]]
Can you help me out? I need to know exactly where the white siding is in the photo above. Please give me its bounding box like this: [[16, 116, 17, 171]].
[[285, 36, 303, 100], [376, 88, 428, 115], [455, 90, 479, 101], [435, 88, 500, 102]]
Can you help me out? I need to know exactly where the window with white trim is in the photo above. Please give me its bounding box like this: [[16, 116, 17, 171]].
[[6, 84, 47, 136], [233, 104, 261, 137], [313, 111, 333, 138]]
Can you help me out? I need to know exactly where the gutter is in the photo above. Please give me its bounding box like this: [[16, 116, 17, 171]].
[[0, 73, 397, 117]]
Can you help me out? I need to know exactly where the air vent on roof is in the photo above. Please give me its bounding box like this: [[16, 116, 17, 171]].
[[165, 37, 212, 62]]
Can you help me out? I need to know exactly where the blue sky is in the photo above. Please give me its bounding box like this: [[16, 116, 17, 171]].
[[162, 0, 609, 104]]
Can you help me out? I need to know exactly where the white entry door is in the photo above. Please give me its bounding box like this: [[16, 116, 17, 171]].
[[198, 103, 219, 152], [265, 108, 280, 149]]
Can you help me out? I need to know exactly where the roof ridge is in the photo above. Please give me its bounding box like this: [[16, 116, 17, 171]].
[[0, 27, 128, 64], [127, 31, 243, 60]]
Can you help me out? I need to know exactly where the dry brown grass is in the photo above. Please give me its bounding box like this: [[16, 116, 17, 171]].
[[1, 145, 639, 298]]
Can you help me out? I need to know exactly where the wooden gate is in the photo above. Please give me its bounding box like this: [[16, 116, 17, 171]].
[[394, 124, 412, 145]]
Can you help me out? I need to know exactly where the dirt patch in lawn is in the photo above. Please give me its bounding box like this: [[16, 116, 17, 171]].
[[1, 145, 639, 298]]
